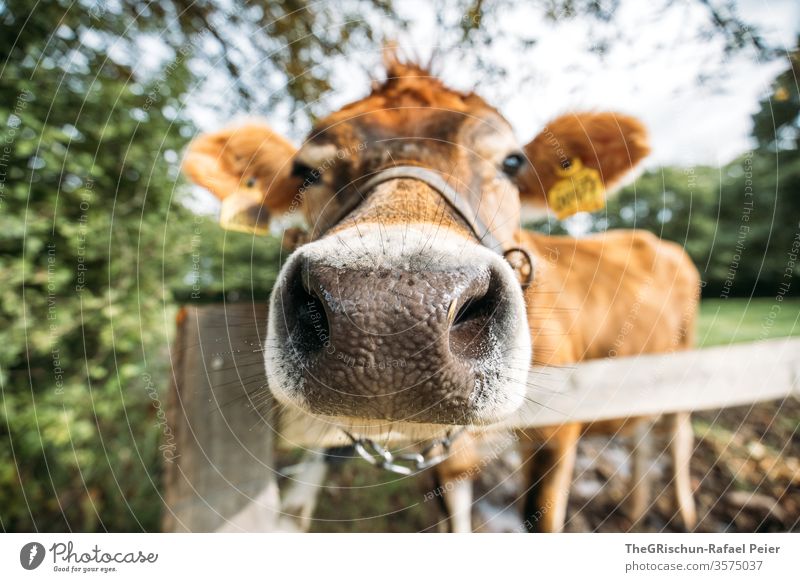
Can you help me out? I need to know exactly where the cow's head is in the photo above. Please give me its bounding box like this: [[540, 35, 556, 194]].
[[183, 58, 649, 431]]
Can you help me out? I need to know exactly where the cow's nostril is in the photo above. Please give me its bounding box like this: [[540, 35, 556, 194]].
[[449, 270, 504, 361], [453, 289, 496, 327], [286, 262, 329, 355]]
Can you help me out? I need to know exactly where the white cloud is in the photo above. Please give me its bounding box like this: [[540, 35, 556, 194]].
[[390, 0, 799, 166], [183, 0, 799, 211]]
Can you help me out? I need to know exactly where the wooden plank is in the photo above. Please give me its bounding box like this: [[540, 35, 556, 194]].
[[163, 301, 799, 451], [507, 336, 800, 427], [162, 303, 281, 532], [278, 337, 800, 446]]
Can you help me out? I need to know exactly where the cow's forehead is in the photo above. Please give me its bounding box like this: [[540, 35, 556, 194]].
[[308, 72, 510, 147]]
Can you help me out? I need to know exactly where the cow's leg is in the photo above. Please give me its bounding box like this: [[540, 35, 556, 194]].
[[433, 433, 480, 533], [668, 411, 697, 530], [434, 468, 473, 533], [216, 479, 282, 532], [216, 448, 329, 533], [627, 417, 656, 527], [519, 422, 581, 533], [277, 449, 329, 532]]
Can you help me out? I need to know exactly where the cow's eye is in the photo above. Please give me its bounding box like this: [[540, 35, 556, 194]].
[[292, 161, 321, 185], [501, 153, 525, 177]]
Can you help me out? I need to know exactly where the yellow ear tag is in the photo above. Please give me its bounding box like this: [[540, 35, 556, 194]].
[[219, 182, 270, 236], [546, 158, 605, 219]]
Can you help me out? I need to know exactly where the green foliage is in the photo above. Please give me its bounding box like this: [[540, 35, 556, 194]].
[[0, 0, 197, 531], [171, 218, 284, 303]]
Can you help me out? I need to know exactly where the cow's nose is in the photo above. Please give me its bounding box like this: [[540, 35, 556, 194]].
[[269, 246, 521, 423], [280, 254, 507, 362]]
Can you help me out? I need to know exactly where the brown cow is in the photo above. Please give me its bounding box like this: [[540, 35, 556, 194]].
[[182, 56, 700, 532]]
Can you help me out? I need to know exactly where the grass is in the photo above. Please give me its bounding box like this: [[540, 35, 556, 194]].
[[697, 298, 800, 347]]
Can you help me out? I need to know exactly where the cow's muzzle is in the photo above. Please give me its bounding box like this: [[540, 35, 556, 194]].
[[266, 225, 531, 426]]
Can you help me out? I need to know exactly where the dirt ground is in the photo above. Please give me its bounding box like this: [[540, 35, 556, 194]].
[[297, 398, 799, 532]]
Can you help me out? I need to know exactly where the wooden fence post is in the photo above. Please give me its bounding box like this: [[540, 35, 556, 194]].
[[162, 302, 279, 532]]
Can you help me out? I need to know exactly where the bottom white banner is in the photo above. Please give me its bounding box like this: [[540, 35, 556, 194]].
[[1, 533, 795, 580]]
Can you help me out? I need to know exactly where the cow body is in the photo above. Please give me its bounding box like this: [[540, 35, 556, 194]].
[[437, 229, 700, 531], [523, 229, 698, 367], [522, 229, 699, 532]]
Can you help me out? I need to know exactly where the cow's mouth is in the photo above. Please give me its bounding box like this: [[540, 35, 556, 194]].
[[265, 225, 531, 427]]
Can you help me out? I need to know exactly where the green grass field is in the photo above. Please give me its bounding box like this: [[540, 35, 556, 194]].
[[697, 298, 800, 347]]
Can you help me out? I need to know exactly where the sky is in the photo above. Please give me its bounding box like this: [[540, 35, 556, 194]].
[[356, 0, 800, 168], [181, 0, 800, 213]]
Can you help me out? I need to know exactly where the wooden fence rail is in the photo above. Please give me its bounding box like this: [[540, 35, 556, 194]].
[[162, 303, 800, 532]]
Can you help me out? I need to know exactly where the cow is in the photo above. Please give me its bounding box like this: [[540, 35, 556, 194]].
[[182, 55, 700, 533]]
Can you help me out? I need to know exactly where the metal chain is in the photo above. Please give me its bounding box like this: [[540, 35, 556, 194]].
[[342, 428, 466, 475]]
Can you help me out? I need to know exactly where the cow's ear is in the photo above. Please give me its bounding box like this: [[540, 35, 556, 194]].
[[517, 112, 650, 219], [182, 123, 299, 235]]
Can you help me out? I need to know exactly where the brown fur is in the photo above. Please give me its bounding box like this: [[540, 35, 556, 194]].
[[182, 123, 299, 213], [523, 229, 698, 366], [182, 58, 699, 532], [520, 112, 651, 207]]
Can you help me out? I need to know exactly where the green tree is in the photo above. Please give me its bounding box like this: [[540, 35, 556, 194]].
[[598, 165, 718, 261], [736, 41, 800, 295], [0, 0, 198, 530]]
